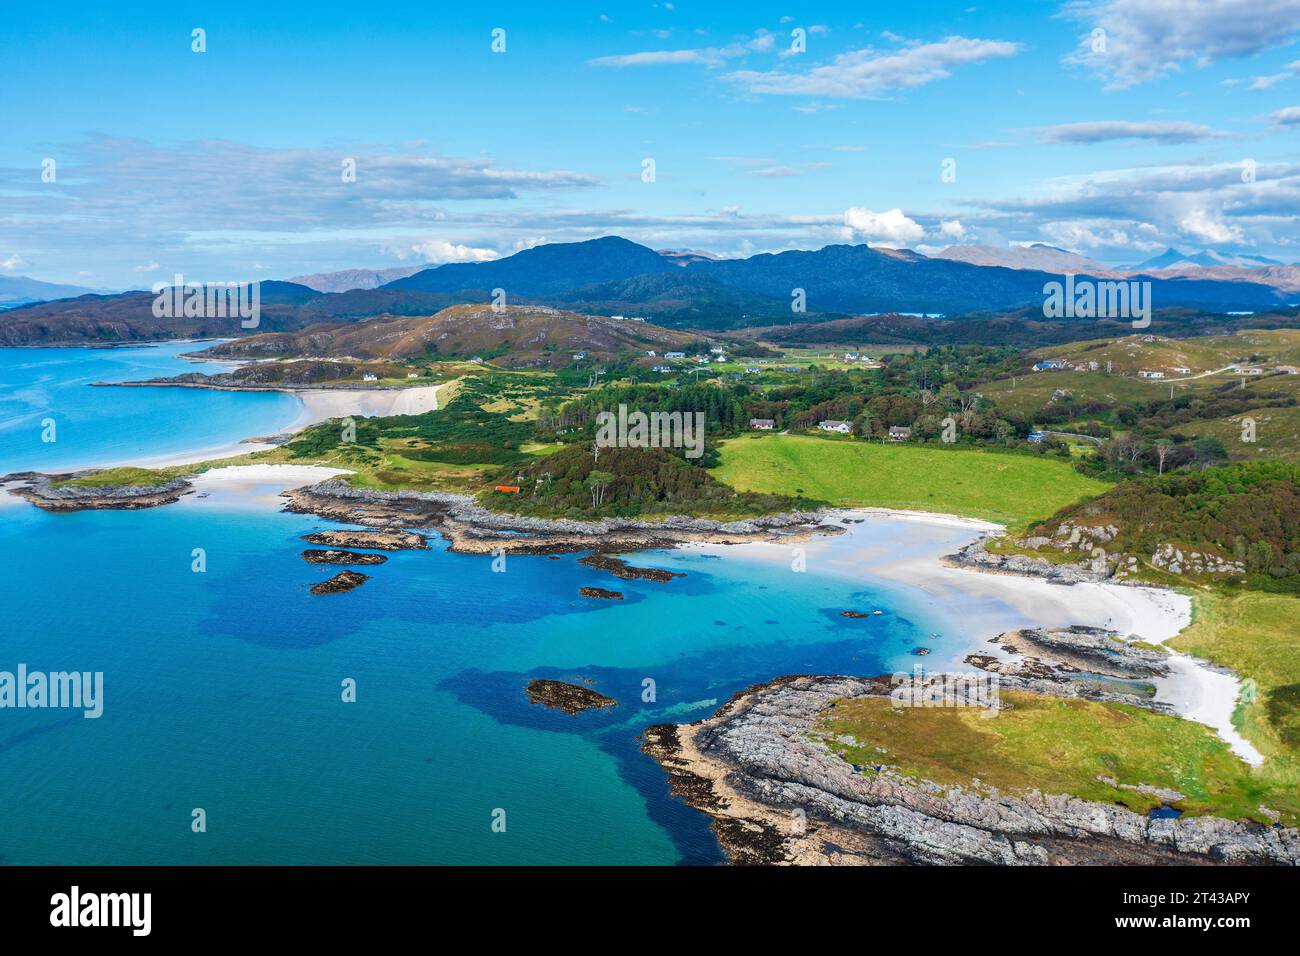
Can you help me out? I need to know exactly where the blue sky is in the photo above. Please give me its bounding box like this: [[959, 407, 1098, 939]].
[[2, 0, 1299, 287]]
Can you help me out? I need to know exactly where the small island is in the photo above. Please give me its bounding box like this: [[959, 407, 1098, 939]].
[[309, 570, 370, 595], [525, 679, 618, 715]]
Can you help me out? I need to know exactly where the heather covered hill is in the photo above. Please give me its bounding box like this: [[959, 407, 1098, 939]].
[[196, 303, 697, 367]]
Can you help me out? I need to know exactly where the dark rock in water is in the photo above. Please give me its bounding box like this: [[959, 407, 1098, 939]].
[[580, 553, 685, 583], [301, 549, 388, 566], [310, 570, 371, 594], [840, 610, 870, 619], [302, 529, 427, 551], [579, 586, 623, 601], [526, 679, 617, 715], [912, 647, 931, 656]]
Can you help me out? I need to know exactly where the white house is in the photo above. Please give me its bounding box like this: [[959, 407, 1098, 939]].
[[1138, 370, 1165, 379], [818, 420, 852, 434], [664, 351, 686, 359], [750, 418, 775, 430], [362, 373, 378, 382], [407, 372, 419, 379]]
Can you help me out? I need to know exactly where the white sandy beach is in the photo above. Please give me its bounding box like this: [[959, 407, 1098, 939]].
[[684, 508, 1262, 765], [112, 383, 446, 470], [187, 463, 354, 508]]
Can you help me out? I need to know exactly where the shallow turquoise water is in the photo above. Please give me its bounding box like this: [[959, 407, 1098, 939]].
[[0, 343, 300, 472], [0, 347, 1001, 865]]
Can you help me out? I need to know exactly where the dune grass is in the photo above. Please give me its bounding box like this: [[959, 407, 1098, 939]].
[[713, 433, 1110, 528]]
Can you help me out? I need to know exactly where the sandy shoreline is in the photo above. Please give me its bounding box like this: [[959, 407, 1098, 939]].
[[89, 383, 445, 470], [680, 507, 1260, 765]]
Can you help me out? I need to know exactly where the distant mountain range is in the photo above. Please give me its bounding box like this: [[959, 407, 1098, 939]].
[[1128, 248, 1287, 270], [2, 236, 1295, 346], [934, 243, 1110, 275], [0, 275, 103, 309], [287, 265, 424, 293]]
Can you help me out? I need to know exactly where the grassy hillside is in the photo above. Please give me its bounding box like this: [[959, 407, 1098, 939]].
[[713, 433, 1110, 527]]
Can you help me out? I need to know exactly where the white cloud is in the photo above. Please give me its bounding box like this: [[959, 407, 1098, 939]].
[[727, 35, 1019, 98], [842, 207, 925, 245], [939, 220, 967, 240], [1040, 219, 1162, 251], [1063, 0, 1300, 90], [1247, 59, 1300, 89], [1178, 207, 1243, 244], [589, 31, 775, 68], [1273, 105, 1300, 124], [133, 261, 161, 272], [407, 240, 500, 264], [1035, 120, 1220, 143], [1, 253, 26, 271]]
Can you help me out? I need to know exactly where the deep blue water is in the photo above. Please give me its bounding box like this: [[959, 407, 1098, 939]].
[[0, 347, 1012, 865], [0, 343, 300, 472]]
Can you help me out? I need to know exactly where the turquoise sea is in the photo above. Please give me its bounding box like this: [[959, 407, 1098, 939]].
[[0, 342, 300, 472], [0, 345, 1013, 865]]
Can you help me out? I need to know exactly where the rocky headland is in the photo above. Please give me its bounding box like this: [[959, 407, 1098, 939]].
[[644, 675, 1300, 866], [2, 472, 193, 511], [283, 478, 839, 556]]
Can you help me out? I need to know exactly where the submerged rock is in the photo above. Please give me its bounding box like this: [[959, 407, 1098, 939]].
[[579, 553, 685, 583]]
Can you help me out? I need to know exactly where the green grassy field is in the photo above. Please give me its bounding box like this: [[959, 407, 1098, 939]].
[[713, 433, 1111, 527], [1171, 591, 1300, 764], [820, 691, 1299, 825], [54, 466, 175, 487]]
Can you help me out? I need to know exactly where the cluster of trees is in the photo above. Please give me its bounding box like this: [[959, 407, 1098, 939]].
[[486, 444, 807, 519], [1040, 461, 1300, 591], [287, 395, 534, 466]]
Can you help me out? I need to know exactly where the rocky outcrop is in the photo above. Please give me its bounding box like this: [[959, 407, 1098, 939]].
[[644, 675, 1300, 866], [3, 472, 191, 511], [309, 570, 370, 594], [1150, 543, 1246, 577], [579, 587, 623, 601], [992, 625, 1169, 679], [944, 538, 1108, 585], [301, 529, 427, 551], [301, 549, 388, 566], [579, 553, 685, 583], [284, 478, 838, 556], [525, 679, 617, 715]]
